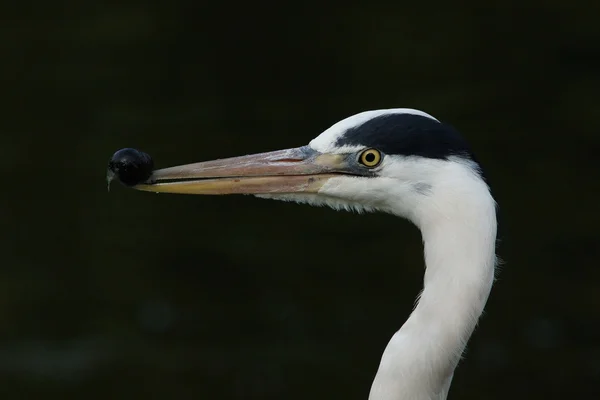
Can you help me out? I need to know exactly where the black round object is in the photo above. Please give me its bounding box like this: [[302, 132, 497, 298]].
[[107, 148, 154, 186]]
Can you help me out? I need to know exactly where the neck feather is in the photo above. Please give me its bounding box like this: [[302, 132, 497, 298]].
[[369, 179, 497, 400]]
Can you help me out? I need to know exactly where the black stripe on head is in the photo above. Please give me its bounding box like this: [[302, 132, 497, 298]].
[[335, 113, 477, 161]]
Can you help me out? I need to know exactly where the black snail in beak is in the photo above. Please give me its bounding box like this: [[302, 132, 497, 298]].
[[107, 148, 154, 189]]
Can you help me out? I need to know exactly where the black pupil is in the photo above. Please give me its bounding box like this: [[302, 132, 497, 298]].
[[365, 152, 376, 163]]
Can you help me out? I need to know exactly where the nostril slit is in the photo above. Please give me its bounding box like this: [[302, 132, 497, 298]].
[[275, 158, 304, 163]]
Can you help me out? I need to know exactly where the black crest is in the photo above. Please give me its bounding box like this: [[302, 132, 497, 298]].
[[335, 113, 477, 161]]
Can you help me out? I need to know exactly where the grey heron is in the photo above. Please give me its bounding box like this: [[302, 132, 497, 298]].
[[109, 108, 497, 400]]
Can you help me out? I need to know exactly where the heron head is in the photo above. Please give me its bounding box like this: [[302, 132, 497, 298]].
[[128, 109, 490, 224]]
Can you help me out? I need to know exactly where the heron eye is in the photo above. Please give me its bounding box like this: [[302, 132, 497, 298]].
[[359, 148, 382, 167]]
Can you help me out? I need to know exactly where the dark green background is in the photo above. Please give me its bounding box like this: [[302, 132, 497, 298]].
[[2, 2, 599, 399]]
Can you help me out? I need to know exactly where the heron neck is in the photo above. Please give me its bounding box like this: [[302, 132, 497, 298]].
[[369, 202, 496, 400]]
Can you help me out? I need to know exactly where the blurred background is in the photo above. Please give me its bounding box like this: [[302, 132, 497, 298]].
[[2, 1, 599, 399]]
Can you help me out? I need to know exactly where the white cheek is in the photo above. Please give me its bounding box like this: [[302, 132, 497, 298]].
[[319, 176, 419, 218]]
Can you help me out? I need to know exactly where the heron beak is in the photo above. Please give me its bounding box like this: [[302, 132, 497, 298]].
[[133, 146, 350, 195]]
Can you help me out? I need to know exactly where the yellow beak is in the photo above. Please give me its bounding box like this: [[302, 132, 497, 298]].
[[133, 146, 352, 195]]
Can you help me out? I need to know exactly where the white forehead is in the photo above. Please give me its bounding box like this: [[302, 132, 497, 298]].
[[309, 108, 439, 153]]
